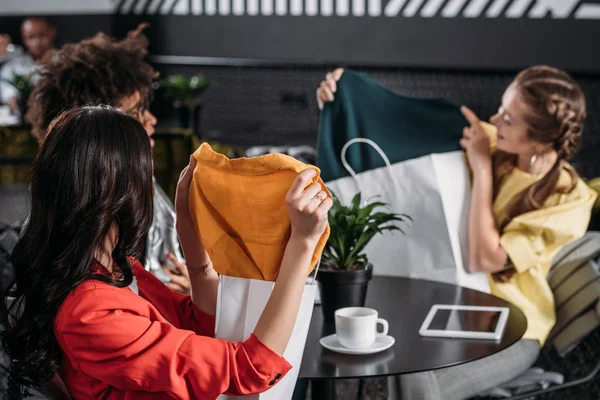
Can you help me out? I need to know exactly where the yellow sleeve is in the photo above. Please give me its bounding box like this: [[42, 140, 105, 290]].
[[480, 121, 497, 153], [500, 180, 597, 273], [586, 177, 600, 209]]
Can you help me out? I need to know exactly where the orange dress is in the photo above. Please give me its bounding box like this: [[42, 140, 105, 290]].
[[54, 261, 291, 399]]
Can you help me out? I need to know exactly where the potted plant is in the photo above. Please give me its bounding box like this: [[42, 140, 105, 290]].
[[1, 72, 34, 121], [317, 192, 409, 324], [159, 73, 211, 130]]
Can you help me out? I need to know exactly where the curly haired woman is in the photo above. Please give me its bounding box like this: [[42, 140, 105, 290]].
[[25, 24, 189, 293]]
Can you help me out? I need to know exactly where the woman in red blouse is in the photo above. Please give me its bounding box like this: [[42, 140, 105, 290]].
[[2, 106, 332, 399]]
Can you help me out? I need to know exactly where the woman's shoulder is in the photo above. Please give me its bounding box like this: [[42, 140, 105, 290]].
[[54, 274, 143, 330], [66, 277, 126, 298]]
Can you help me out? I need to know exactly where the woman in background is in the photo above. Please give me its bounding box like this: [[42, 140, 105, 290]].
[[3, 106, 332, 399], [25, 24, 189, 293], [317, 65, 596, 399]]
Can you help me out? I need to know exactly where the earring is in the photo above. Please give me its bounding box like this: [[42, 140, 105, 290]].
[[529, 153, 537, 172]]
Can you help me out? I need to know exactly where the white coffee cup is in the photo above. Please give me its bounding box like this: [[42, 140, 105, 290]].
[[334, 307, 389, 349]]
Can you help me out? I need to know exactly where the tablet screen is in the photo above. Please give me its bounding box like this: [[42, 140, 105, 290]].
[[428, 309, 501, 333]]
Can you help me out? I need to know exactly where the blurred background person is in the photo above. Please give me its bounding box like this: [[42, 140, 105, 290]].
[[0, 17, 55, 115]]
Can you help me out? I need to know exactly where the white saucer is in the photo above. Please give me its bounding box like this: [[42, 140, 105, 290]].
[[319, 334, 395, 355]]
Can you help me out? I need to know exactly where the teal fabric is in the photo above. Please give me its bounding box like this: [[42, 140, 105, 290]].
[[317, 70, 468, 182]]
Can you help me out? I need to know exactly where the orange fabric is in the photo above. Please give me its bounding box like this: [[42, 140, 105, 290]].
[[189, 143, 330, 281], [54, 262, 291, 399]]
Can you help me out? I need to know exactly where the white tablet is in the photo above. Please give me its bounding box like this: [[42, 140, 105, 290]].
[[419, 304, 510, 341]]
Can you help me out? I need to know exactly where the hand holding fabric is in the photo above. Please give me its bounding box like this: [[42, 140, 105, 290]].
[[460, 106, 492, 174], [285, 169, 332, 246], [176, 156, 211, 269], [317, 68, 344, 110]]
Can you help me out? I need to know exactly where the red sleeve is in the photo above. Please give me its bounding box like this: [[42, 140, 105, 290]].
[[133, 262, 215, 337], [55, 286, 291, 399]]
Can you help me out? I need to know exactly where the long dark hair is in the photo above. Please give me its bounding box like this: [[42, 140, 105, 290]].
[[2, 106, 154, 390], [493, 65, 586, 230]]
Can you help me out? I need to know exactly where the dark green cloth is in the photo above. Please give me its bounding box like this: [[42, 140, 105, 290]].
[[317, 70, 468, 182]]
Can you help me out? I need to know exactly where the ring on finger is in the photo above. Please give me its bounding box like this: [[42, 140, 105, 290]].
[[314, 193, 326, 203]]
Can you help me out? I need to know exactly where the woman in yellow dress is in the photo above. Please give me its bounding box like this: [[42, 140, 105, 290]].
[[317, 65, 597, 399]]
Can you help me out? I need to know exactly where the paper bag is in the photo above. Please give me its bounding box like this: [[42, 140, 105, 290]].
[[215, 275, 317, 400], [326, 138, 490, 293]]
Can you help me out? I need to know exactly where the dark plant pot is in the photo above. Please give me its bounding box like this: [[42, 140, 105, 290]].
[[316, 265, 373, 324], [191, 103, 203, 139], [17, 98, 28, 126], [19, 100, 27, 116], [174, 104, 191, 128]]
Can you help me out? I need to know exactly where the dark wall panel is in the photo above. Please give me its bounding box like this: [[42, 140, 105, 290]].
[[106, 0, 600, 73], [116, 15, 600, 72]]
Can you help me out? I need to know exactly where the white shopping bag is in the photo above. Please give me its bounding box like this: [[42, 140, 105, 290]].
[[215, 274, 317, 400], [327, 138, 490, 293]]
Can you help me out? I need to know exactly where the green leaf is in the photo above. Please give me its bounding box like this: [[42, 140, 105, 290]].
[[346, 230, 377, 263], [160, 73, 211, 106], [323, 191, 412, 271], [351, 192, 361, 211], [357, 201, 386, 219]]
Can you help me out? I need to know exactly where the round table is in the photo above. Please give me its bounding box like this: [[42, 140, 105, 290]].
[[298, 276, 527, 399]]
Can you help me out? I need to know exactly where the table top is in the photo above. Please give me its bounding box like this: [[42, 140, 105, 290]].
[[299, 276, 527, 380]]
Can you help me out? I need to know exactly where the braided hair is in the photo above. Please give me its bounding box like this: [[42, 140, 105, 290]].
[[493, 65, 586, 229]]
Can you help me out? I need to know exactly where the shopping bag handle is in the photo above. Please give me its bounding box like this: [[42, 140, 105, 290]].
[[310, 259, 321, 285], [341, 138, 392, 177], [340, 138, 399, 195]]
